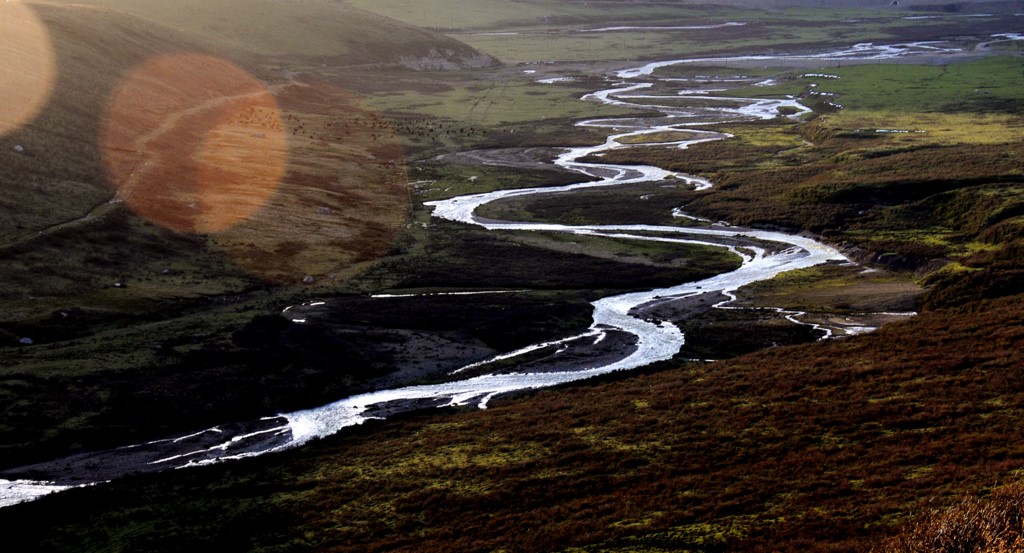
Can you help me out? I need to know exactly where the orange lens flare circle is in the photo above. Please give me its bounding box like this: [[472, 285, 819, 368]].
[[211, 80, 411, 285], [100, 53, 287, 234], [0, 2, 57, 137]]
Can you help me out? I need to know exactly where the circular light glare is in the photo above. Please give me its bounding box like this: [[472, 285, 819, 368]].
[[211, 81, 411, 285], [101, 54, 287, 234], [0, 2, 57, 137]]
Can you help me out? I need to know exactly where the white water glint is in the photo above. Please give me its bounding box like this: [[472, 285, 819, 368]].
[[371, 290, 529, 299], [581, 22, 746, 33], [4, 39, 953, 508], [537, 77, 576, 84], [616, 41, 963, 79], [0, 480, 72, 508]]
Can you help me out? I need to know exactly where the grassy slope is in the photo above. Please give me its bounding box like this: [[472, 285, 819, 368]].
[[0, 2, 489, 465], [0, 3, 730, 468], [64, 0, 495, 67], [1, 0, 497, 319], [0, 1, 452, 312]]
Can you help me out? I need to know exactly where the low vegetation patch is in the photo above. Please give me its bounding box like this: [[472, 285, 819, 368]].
[[876, 483, 1024, 553]]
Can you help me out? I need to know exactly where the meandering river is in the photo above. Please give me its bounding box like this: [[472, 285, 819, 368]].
[[1, 40, 964, 508]]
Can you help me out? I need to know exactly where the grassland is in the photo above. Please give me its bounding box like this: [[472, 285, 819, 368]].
[[349, 0, 1024, 64], [1, 2, 1024, 551], [733, 55, 1024, 115], [367, 77, 640, 128]]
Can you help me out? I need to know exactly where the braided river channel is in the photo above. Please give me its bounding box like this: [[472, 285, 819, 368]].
[[2, 40, 968, 507]]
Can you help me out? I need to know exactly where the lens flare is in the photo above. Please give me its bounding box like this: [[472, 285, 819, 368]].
[[100, 53, 287, 234], [211, 81, 410, 284], [0, 2, 57, 137]]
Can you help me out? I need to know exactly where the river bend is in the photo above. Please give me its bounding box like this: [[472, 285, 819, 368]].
[[2, 40, 963, 507]]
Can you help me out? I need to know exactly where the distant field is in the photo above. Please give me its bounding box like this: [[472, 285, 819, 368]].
[[457, 14, 981, 64], [815, 56, 1024, 114], [367, 78, 642, 126], [347, 0, 1022, 64], [715, 55, 1024, 147], [724, 55, 1024, 115], [344, 0, 931, 31]]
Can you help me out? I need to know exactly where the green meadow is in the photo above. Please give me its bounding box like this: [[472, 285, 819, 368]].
[[727, 55, 1024, 115], [367, 78, 643, 127]]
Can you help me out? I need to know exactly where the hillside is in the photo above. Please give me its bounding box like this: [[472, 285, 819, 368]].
[[0, 1, 497, 465], [66, 0, 497, 69], [1, 0, 494, 292], [0, 0, 500, 308], [1, 0, 442, 317], [4, 292, 1020, 552]]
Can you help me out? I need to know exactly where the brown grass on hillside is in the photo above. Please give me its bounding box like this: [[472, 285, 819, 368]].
[[100, 53, 288, 234], [98, 52, 411, 284], [213, 80, 410, 284], [875, 484, 1024, 553], [6, 293, 1022, 552], [283, 293, 1024, 552]]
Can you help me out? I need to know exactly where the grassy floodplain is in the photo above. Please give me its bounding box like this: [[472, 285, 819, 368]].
[[597, 55, 1024, 271], [725, 55, 1024, 114], [350, 0, 1023, 63], [366, 78, 639, 127], [2, 1, 1024, 551]]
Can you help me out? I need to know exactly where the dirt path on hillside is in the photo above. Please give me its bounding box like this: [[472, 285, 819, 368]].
[[113, 79, 302, 203]]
